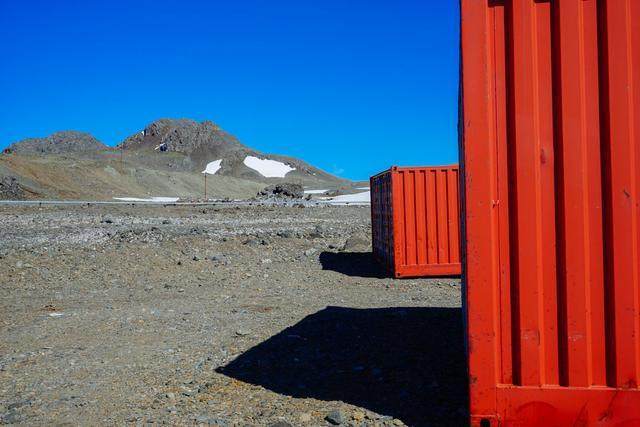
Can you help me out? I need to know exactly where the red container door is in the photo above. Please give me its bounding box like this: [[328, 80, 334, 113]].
[[461, 0, 640, 425], [391, 167, 461, 278]]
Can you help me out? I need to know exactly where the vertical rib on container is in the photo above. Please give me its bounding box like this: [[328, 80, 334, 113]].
[[370, 166, 461, 278]]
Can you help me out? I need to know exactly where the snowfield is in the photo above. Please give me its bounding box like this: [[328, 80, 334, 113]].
[[323, 191, 371, 204], [303, 189, 329, 194], [113, 197, 180, 203], [202, 159, 223, 175], [243, 156, 295, 178]]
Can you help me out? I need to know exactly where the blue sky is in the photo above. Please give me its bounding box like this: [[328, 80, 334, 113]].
[[0, 0, 459, 180]]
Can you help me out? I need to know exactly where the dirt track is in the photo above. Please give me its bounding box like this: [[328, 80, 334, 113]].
[[0, 204, 464, 426]]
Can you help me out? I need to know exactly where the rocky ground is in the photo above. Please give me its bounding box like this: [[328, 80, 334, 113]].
[[0, 204, 465, 426], [0, 177, 27, 200]]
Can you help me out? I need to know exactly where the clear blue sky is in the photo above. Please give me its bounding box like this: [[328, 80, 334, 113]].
[[0, 0, 459, 180]]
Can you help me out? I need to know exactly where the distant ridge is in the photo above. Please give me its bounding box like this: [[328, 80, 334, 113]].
[[0, 118, 357, 200], [4, 131, 107, 155]]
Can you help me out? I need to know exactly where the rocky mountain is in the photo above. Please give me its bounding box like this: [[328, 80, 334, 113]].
[[120, 119, 242, 154], [119, 118, 344, 185], [4, 131, 107, 155], [0, 118, 358, 200]]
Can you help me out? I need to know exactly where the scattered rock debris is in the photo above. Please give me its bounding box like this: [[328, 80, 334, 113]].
[[0, 204, 462, 426]]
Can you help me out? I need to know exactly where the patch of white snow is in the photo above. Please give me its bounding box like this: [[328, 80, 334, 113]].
[[322, 191, 371, 205], [243, 156, 295, 178], [304, 189, 329, 194], [113, 197, 180, 203], [202, 159, 223, 175]]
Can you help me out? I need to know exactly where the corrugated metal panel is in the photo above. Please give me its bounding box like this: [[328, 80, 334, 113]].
[[370, 166, 461, 278], [460, 0, 640, 425]]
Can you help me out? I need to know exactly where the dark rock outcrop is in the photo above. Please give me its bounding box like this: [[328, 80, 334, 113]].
[[258, 183, 304, 199], [119, 119, 242, 155], [0, 176, 26, 200]]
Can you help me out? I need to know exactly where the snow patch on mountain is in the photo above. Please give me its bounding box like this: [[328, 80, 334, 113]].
[[243, 156, 295, 178], [202, 159, 223, 175]]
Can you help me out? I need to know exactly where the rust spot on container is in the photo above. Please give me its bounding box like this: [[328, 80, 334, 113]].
[[540, 148, 547, 164]]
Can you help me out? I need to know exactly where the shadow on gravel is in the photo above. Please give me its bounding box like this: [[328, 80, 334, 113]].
[[319, 251, 388, 278], [216, 306, 468, 426]]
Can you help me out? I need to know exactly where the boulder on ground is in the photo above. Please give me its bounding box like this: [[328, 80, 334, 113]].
[[258, 183, 304, 199], [341, 231, 371, 252]]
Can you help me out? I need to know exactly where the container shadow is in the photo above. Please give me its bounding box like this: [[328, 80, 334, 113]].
[[216, 306, 468, 426], [319, 251, 388, 278]]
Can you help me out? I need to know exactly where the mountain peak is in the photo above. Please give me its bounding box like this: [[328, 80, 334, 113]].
[[120, 118, 240, 154]]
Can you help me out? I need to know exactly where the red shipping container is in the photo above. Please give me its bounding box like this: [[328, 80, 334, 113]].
[[460, 0, 640, 425], [370, 166, 461, 278]]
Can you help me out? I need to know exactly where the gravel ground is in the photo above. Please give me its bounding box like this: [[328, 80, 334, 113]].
[[0, 204, 465, 426]]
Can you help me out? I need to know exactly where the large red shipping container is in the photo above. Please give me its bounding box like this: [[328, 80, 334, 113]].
[[370, 166, 461, 278], [460, 0, 640, 425]]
